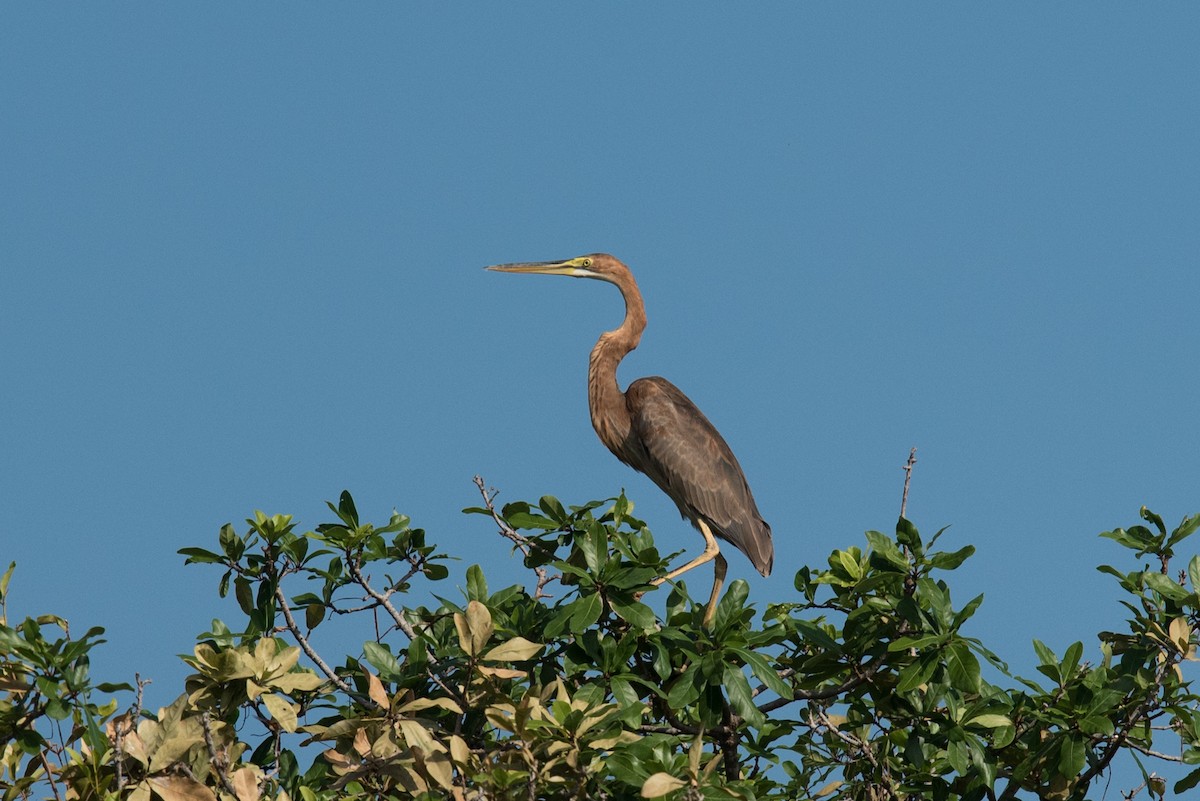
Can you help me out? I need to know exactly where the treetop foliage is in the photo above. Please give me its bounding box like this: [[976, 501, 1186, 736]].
[[2, 482, 1200, 801]]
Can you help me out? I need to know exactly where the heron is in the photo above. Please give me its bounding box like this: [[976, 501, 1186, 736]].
[[487, 253, 773, 625]]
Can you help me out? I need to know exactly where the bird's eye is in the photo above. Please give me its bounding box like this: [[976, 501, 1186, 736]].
[[582, 258, 592, 267]]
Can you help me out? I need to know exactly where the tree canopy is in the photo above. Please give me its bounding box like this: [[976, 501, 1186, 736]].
[[3, 479, 1199, 800]]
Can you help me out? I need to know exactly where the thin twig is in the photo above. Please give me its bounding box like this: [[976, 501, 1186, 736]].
[[112, 674, 149, 792], [201, 712, 238, 797], [274, 587, 362, 700], [473, 476, 557, 599], [39, 751, 62, 801], [900, 448, 917, 519], [345, 558, 420, 641], [340, 557, 464, 703], [758, 653, 888, 713]]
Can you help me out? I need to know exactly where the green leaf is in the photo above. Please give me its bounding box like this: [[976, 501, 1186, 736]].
[[1190, 555, 1200, 593], [337, 491, 359, 527], [865, 530, 908, 572], [967, 714, 1013, 728], [1175, 766, 1200, 794], [711, 579, 749, 632], [929, 545, 975, 571], [952, 593, 985, 629], [178, 547, 224, 565], [896, 517, 922, 550], [946, 642, 981, 692], [1168, 514, 1200, 548], [666, 666, 702, 709], [1032, 639, 1057, 667], [218, 523, 243, 560], [363, 641, 402, 678], [610, 674, 639, 708], [722, 664, 765, 726], [570, 593, 604, 633], [1140, 506, 1166, 536], [611, 598, 657, 631], [305, 604, 325, 630], [538, 495, 567, 524], [835, 549, 862, 581], [1100, 527, 1153, 551], [1079, 715, 1116, 736], [992, 725, 1016, 748], [794, 620, 841, 652], [1144, 571, 1190, 601], [234, 577, 254, 616], [505, 511, 559, 530], [731, 647, 792, 698], [466, 564, 488, 602], [1058, 734, 1086, 777], [1060, 641, 1082, 680], [889, 634, 945, 652], [897, 652, 939, 693], [578, 524, 606, 574]]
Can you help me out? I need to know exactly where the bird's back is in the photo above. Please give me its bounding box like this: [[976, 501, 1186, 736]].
[[621, 377, 773, 576]]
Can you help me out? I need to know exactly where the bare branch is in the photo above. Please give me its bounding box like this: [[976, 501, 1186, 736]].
[[900, 447, 917, 519], [474, 476, 558, 599], [274, 586, 363, 700], [200, 712, 238, 797]]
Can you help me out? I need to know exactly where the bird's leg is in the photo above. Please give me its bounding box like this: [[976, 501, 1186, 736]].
[[651, 519, 721, 585], [652, 520, 725, 625], [702, 553, 728, 627]]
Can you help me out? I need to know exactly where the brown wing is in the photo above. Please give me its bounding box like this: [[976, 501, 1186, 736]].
[[623, 377, 773, 576]]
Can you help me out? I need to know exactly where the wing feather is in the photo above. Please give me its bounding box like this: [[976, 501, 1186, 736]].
[[624, 377, 774, 576]]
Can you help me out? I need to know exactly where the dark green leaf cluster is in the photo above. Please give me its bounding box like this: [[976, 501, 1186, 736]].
[[2, 497, 1199, 801]]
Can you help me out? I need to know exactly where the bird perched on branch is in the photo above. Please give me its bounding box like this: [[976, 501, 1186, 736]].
[[487, 253, 773, 625]]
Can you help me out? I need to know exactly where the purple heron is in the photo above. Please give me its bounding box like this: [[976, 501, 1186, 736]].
[[487, 254, 773, 625]]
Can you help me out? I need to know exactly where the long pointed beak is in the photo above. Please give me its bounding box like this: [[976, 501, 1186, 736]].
[[485, 259, 577, 276]]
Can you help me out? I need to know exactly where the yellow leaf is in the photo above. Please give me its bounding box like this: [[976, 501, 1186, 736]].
[[453, 612, 473, 656], [449, 734, 471, 765], [813, 780, 844, 798], [352, 728, 371, 757], [475, 665, 525, 680], [261, 692, 299, 733], [267, 645, 301, 676], [398, 697, 464, 715], [270, 672, 324, 693], [590, 731, 642, 749], [148, 727, 204, 773], [254, 637, 278, 667], [397, 719, 444, 754], [482, 637, 544, 663], [363, 666, 390, 709], [641, 772, 686, 798], [122, 729, 149, 767], [231, 766, 261, 801], [422, 750, 455, 790], [466, 600, 493, 655], [323, 748, 354, 768], [148, 775, 217, 801], [1170, 616, 1192, 652]]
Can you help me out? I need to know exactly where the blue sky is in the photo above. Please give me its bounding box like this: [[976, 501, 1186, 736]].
[[3, 4, 1198, 791]]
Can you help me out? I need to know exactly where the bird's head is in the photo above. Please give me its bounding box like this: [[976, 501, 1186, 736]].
[[485, 253, 629, 283]]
